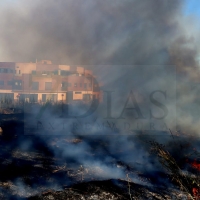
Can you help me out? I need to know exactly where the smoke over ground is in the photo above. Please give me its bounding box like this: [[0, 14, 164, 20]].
[[0, 0, 199, 128], [0, 0, 195, 65], [0, 0, 200, 198]]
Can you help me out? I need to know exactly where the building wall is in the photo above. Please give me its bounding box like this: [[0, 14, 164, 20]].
[[15, 63, 36, 74], [58, 65, 70, 71], [0, 61, 100, 103]]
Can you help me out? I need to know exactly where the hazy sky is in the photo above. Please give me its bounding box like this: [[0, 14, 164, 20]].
[[0, 0, 199, 65]]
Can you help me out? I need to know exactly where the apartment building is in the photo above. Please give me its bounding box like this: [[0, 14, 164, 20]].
[[0, 60, 100, 103]]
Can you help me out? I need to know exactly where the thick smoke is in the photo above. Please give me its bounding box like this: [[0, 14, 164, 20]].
[[0, 0, 200, 197], [0, 0, 189, 65]]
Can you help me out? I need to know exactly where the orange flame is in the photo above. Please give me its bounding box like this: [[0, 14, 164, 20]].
[[191, 160, 200, 171], [193, 188, 200, 199]]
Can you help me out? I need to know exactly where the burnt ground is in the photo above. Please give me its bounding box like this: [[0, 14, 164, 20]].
[[0, 114, 195, 199], [29, 179, 180, 200]]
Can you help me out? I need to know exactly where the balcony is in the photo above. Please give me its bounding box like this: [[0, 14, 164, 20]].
[[31, 71, 58, 77]]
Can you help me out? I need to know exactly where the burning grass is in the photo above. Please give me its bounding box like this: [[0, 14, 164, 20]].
[[1, 112, 200, 199], [150, 139, 200, 199]]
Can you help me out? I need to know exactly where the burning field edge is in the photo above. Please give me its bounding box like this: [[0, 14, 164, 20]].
[[0, 111, 200, 199]]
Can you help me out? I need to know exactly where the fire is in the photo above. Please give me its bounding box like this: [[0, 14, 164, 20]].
[[188, 159, 200, 199], [193, 188, 200, 199], [191, 160, 200, 171], [183, 159, 200, 198]]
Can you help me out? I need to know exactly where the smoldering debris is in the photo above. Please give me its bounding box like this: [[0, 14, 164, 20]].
[[0, 0, 200, 199], [29, 179, 180, 200], [0, 115, 200, 199], [0, 104, 200, 199]]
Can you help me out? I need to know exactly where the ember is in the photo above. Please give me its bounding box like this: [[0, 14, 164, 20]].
[[193, 188, 200, 200], [0, 0, 200, 199], [191, 160, 200, 171]]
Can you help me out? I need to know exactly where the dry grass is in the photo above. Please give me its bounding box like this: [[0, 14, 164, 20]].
[[150, 140, 200, 199]]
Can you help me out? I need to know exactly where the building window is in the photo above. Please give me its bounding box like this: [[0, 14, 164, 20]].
[[0, 81, 4, 85], [7, 81, 13, 86], [13, 80, 22, 89], [0, 68, 14, 73], [45, 82, 52, 90], [15, 69, 20, 74], [61, 82, 67, 90], [61, 70, 69, 76], [83, 94, 91, 101], [61, 82, 73, 88], [74, 83, 77, 87], [89, 83, 92, 87], [32, 82, 39, 90], [32, 70, 36, 75], [84, 83, 87, 89], [75, 92, 82, 94], [42, 71, 48, 75], [29, 94, 38, 102], [80, 83, 82, 87], [54, 70, 58, 75]]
